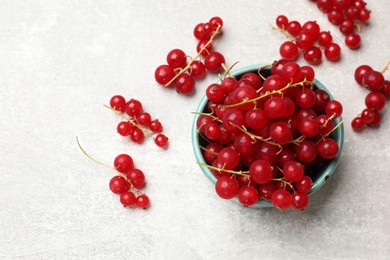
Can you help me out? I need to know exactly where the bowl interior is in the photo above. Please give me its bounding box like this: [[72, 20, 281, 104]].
[[192, 64, 344, 208]]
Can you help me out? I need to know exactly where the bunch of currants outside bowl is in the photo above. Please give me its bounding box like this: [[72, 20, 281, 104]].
[[192, 61, 344, 210]]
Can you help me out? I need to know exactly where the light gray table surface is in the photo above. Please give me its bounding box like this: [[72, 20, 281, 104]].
[[1, 1, 389, 259]]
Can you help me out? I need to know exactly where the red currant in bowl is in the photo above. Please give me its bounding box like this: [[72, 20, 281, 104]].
[[192, 64, 344, 209]]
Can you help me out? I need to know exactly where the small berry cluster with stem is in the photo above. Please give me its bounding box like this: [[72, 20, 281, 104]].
[[196, 59, 343, 210], [154, 17, 226, 95], [76, 137, 150, 209], [351, 60, 390, 131], [275, 15, 341, 64], [109, 95, 168, 148], [308, 0, 371, 49]]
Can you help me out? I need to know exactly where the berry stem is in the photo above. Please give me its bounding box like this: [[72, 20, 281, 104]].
[[220, 79, 314, 109], [222, 61, 239, 79], [381, 60, 390, 74], [165, 24, 222, 87], [324, 120, 344, 138], [272, 177, 295, 191], [271, 24, 296, 41], [191, 111, 222, 122], [257, 64, 272, 81], [196, 162, 250, 177], [200, 146, 219, 155], [76, 137, 117, 170]]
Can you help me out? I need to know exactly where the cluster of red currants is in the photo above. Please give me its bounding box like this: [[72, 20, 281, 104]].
[[109, 95, 168, 148], [154, 17, 226, 95], [76, 139, 150, 208], [197, 60, 343, 210], [275, 15, 341, 64], [351, 62, 390, 131], [309, 0, 371, 49]]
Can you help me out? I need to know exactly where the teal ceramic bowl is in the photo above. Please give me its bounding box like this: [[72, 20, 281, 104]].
[[192, 64, 344, 208]]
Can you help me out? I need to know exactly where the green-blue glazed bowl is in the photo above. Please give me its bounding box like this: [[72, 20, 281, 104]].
[[192, 64, 344, 208]]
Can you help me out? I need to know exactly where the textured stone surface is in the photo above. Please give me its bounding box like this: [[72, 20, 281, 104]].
[[0, 0, 390, 259]]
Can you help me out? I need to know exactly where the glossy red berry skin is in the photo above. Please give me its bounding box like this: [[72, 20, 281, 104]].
[[317, 138, 339, 159], [174, 73, 195, 95], [270, 122, 292, 143], [114, 154, 134, 173], [318, 31, 333, 47], [365, 92, 386, 111], [345, 33, 361, 49], [215, 176, 239, 199], [283, 161, 304, 182], [154, 134, 169, 148], [197, 40, 213, 57], [327, 9, 344, 25], [110, 95, 126, 112], [324, 43, 341, 61], [363, 71, 385, 92], [368, 111, 381, 127], [279, 41, 299, 61], [218, 147, 239, 170], [117, 121, 134, 136], [130, 128, 145, 143], [206, 83, 225, 103], [238, 186, 259, 207], [355, 65, 373, 85], [204, 52, 225, 73], [304, 46, 322, 65], [381, 80, 390, 98], [149, 119, 163, 133], [194, 23, 207, 40], [155, 65, 176, 86], [276, 15, 289, 29], [295, 176, 313, 193], [325, 100, 343, 118], [291, 192, 309, 210], [351, 117, 365, 131], [126, 169, 145, 189], [271, 189, 292, 210], [249, 160, 273, 184], [125, 99, 143, 117], [167, 49, 187, 69], [209, 16, 223, 30], [188, 60, 206, 79], [120, 191, 136, 207], [339, 19, 354, 35], [295, 140, 317, 163], [137, 113, 152, 127], [109, 176, 130, 194], [361, 108, 375, 123], [286, 21, 302, 37], [136, 194, 150, 209], [317, 0, 335, 13]]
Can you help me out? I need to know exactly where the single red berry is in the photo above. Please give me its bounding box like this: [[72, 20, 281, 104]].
[[318, 31, 333, 47], [363, 71, 385, 92], [120, 191, 136, 207], [209, 16, 223, 30], [298, 117, 320, 137], [312, 89, 330, 113], [258, 182, 277, 201], [327, 9, 344, 25], [154, 134, 169, 148], [351, 117, 365, 131], [203, 143, 222, 164], [218, 147, 239, 170], [380, 80, 390, 98], [286, 21, 301, 37], [304, 46, 322, 65], [126, 169, 145, 189], [279, 41, 299, 61], [136, 194, 150, 209], [174, 73, 195, 95], [149, 119, 163, 133], [291, 192, 309, 210], [194, 23, 207, 40], [365, 92, 386, 111], [283, 161, 304, 182], [125, 99, 143, 117], [238, 186, 259, 207], [317, 138, 339, 159], [295, 140, 317, 163], [264, 97, 286, 118], [197, 40, 213, 57], [167, 49, 187, 69], [137, 112, 152, 127], [345, 33, 361, 49], [317, 0, 335, 13], [155, 65, 176, 86], [109, 175, 130, 194], [271, 189, 292, 210], [358, 8, 370, 23], [215, 176, 239, 199], [110, 95, 126, 112], [339, 19, 354, 35], [325, 100, 343, 118], [245, 109, 267, 129], [276, 15, 289, 29], [114, 154, 134, 173], [334, 0, 351, 10], [361, 108, 375, 123], [204, 52, 225, 73], [117, 121, 134, 136], [295, 176, 313, 193], [296, 32, 316, 50], [368, 110, 381, 127], [345, 6, 359, 20], [188, 60, 206, 79], [301, 21, 320, 39], [324, 43, 341, 61], [281, 62, 302, 83], [206, 83, 225, 103], [249, 160, 273, 184], [317, 114, 334, 135], [270, 122, 292, 143], [301, 66, 315, 81], [130, 128, 145, 143]]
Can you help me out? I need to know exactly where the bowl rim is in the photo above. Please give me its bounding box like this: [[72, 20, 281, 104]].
[[192, 63, 345, 208]]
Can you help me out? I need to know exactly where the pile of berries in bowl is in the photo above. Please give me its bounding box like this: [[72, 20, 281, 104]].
[[192, 61, 344, 210]]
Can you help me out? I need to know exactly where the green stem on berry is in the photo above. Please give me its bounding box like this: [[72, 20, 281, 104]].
[[196, 162, 250, 177], [76, 137, 117, 170], [257, 64, 272, 81], [222, 61, 240, 79], [164, 24, 222, 87], [220, 79, 314, 109], [271, 177, 295, 191], [191, 111, 222, 123], [103, 104, 153, 137], [381, 60, 390, 74]]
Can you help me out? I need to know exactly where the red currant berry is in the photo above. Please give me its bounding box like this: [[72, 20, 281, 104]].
[[317, 0, 335, 13], [365, 92, 386, 111], [117, 121, 134, 136], [221, 77, 239, 93], [136, 194, 150, 209], [304, 46, 322, 65], [222, 109, 246, 134], [137, 112, 152, 127], [203, 143, 222, 164], [120, 191, 136, 207], [281, 62, 302, 83], [270, 122, 292, 143], [302, 21, 320, 39], [291, 192, 309, 210], [209, 16, 223, 30], [240, 73, 263, 90], [188, 60, 206, 79], [238, 186, 259, 207], [174, 73, 195, 95], [205, 123, 222, 141], [381, 80, 390, 98], [194, 23, 207, 40], [286, 21, 302, 37], [109, 175, 130, 194], [155, 65, 176, 86], [363, 71, 385, 92], [312, 89, 330, 113], [301, 66, 315, 81], [325, 100, 343, 118], [283, 161, 304, 182], [215, 176, 239, 199], [358, 8, 370, 22], [317, 114, 334, 135], [295, 140, 317, 163], [368, 110, 381, 127], [271, 189, 292, 210], [204, 52, 225, 73], [110, 95, 126, 112], [361, 108, 375, 123], [318, 31, 333, 47], [114, 154, 134, 173], [276, 15, 289, 29], [126, 169, 145, 189], [125, 99, 143, 117], [197, 40, 213, 57], [334, 0, 351, 10], [295, 176, 313, 193], [279, 41, 299, 61], [317, 138, 339, 159], [345, 6, 359, 20], [218, 147, 239, 170], [264, 97, 286, 119], [351, 117, 365, 131], [324, 43, 341, 61], [258, 182, 277, 201], [296, 88, 316, 108], [298, 116, 320, 137], [167, 49, 186, 69], [339, 19, 354, 35], [355, 65, 373, 85], [328, 9, 344, 25], [245, 109, 267, 129], [296, 32, 316, 50], [345, 33, 361, 49], [130, 128, 145, 143], [249, 160, 273, 184], [277, 149, 296, 168], [154, 133, 169, 148], [206, 83, 225, 103], [149, 119, 163, 133]]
